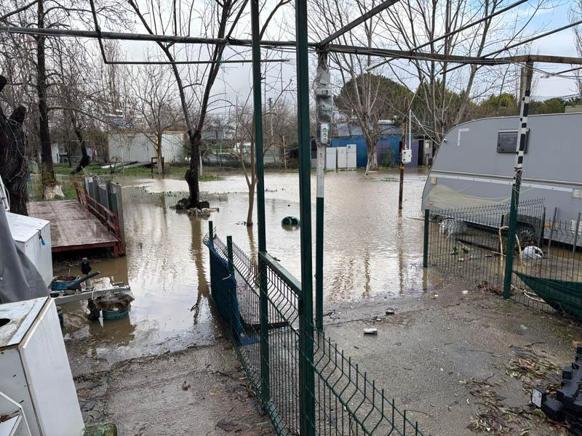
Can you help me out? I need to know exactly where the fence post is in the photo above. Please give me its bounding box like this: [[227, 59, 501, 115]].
[[208, 221, 213, 246], [295, 0, 316, 433], [423, 209, 430, 268], [226, 236, 234, 273], [503, 60, 533, 300], [250, 0, 270, 408]]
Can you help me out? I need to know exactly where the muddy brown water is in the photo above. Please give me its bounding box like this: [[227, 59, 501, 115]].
[[61, 169, 437, 362]]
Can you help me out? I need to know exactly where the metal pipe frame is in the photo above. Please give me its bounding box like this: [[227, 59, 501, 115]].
[[367, 0, 529, 71], [318, 0, 400, 47], [295, 0, 316, 433], [446, 18, 582, 74], [103, 59, 290, 65], [3, 25, 582, 66]]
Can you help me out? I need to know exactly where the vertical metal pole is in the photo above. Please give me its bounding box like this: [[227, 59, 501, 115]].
[[315, 146, 325, 331], [547, 207, 558, 257], [209, 220, 214, 244], [250, 0, 269, 406], [423, 209, 430, 268], [296, 0, 315, 433], [503, 60, 533, 299], [227, 235, 234, 273], [398, 139, 404, 210], [315, 50, 331, 333], [226, 235, 235, 324]]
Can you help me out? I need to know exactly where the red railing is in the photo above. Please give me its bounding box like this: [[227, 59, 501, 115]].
[[75, 182, 125, 256]]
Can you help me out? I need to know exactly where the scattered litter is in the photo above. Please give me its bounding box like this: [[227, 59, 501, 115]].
[[385, 308, 396, 315], [520, 324, 528, 331], [432, 294, 439, 298], [462, 290, 469, 295], [506, 346, 561, 393], [181, 381, 191, 391], [466, 347, 567, 434], [363, 328, 378, 335]]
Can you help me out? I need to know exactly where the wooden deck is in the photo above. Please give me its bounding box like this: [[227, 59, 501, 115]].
[[28, 200, 119, 253]]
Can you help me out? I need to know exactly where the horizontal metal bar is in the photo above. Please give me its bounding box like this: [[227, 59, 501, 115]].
[[53, 287, 131, 305], [260, 252, 302, 295], [367, 0, 529, 71], [432, 169, 582, 189], [3, 25, 582, 66], [104, 58, 290, 65], [318, 0, 400, 47]]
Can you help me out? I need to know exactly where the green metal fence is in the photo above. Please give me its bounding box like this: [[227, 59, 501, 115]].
[[424, 200, 545, 291], [205, 232, 423, 435], [424, 200, 582, 315]]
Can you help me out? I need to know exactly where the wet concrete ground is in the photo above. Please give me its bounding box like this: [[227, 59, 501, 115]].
[[58, 169, 582, 434], [325, 280, 580, 435]]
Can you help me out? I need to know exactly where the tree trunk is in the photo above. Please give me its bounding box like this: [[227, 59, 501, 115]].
[[366, 147, 378, 173], [36, 0, 57, 195], [185, 130, 200, 207], [156, 133, 163, 175], [364, 129, 378, 173], [0, 76, 28, 215]]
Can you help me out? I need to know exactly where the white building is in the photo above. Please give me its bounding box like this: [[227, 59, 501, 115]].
[[107, 131, 187, 163]]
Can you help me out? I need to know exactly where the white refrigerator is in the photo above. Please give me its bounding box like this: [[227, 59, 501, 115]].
[[0, 297, 84, 436]]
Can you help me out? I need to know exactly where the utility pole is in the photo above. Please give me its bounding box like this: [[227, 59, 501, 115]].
[[502, 60, 534, 299], [399, 109, 413, 211], [314, 49, 332, 332]]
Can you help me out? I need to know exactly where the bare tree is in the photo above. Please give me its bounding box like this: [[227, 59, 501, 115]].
[[309, 0, 387, 172], [129, 62, 183, 175], [379, 0, 548, 145], [0, 76, 28, 214], [127, 0, 242, 208], [227, 74, 294, 225], [127, 0, 290, 209], [0, 0, 128, 197]]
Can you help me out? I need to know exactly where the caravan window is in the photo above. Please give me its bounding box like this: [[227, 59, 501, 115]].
[[497, 130, 529, 153]]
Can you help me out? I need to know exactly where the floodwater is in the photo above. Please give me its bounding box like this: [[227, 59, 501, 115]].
[[62, 169, 437, 362]]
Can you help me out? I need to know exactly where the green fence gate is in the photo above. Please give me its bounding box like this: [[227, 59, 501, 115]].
[[205, 230, 423, 435]]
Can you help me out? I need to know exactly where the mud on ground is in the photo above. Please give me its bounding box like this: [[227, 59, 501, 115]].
[[71, 341, 274, 436]]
